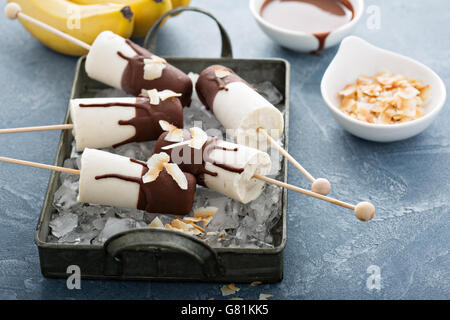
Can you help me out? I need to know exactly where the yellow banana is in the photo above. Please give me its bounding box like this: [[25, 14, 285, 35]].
[[69, 0, 173, 38], [8, 0, 135, 56], [171, 0, 191, 8]]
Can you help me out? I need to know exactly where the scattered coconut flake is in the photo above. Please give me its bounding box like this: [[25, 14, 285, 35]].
[[159, 120, 184, 142], [142, 153, 170, 183], [183, 217, 202, 223], [206, 231, 219, 236], [259, 293, 274, 300], [172, 219, 193, 232], [163, 163, 188, 190], [194, 206, 218, 218], [189, 127, 208, 149], [149, 217, 164, 228], [250, 281, 263, 286], [143, 55, 167, 80], [221, 283, 240, 296], [214, 65, 232, 78]]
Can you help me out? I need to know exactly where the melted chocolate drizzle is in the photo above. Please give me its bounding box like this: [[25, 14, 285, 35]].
[[260, 0, 354, 54], [79, 96, 183, 148], [195, 65, 250, 113], [154, 131, 244, 187], [116, 39, 193, 106]]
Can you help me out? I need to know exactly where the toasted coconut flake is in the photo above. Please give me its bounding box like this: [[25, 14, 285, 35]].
[[146, 89, 160, 105], [214, 66, 232, 78], [338, 70, 429, 124], [158, 89, 182, 101], [142, 153, 170, 183], [159, 120, 184, 142], [163, 163, 188, 190], [172, 219, 193, 231], [206, 231, 219, 236], [149, 217, 164, 228], [189, 127, 208, 149], [143, 56, 167, 80], [259, 293, 274, 300], [250, 281, 263, 286], [194, 206, 218, 218], [183, 217, 202, 223], [221, 283, 240, 296]]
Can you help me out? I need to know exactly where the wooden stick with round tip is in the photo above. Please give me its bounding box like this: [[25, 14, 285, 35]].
[[4, 3, 91, 51], [0, 124, 74, 134], [253, 173, 375, 221], [258, 128, 331, 195], [0, 156, 80, 175]]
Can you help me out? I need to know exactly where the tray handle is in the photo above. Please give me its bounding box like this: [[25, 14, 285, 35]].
[[104, 228, 223, 278], [143, 6, 233, 58]]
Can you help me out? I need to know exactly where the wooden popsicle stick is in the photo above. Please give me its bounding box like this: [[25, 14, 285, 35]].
[[0, 156, 80, 175], [4, 3, 91, 51], [258, 128, 331, 195], [0, 154, 374, 221], [0, 124, 74, 134], [253, 173, 375, 221]]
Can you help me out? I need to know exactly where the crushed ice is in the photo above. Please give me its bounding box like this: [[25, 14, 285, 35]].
[[48, 77, 285, 248]]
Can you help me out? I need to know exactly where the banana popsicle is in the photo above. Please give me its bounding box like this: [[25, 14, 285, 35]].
[[85, 31, 193, 106], [154, 127, 272, 204], [70, 89, 183, 152], [79, 148, 196, 215], [195, 65, 284, 150]]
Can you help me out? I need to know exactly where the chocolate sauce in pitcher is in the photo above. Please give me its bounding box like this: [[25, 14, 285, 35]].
[[260, 0, 354, 53]]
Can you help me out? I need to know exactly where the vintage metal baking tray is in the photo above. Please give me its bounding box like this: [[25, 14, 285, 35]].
[[34, 7, 290, 283]]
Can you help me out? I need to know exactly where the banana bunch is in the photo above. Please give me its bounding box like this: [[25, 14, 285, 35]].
[[9, 0, 191, 56]]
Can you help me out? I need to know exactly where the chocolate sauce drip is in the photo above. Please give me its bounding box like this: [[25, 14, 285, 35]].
[[116, 39, 193, 106], [79, 96, 183, 148], [260, 0, 354, 54], [95, 158, 196, 215], [195, 65, 250, 112], [154, 131, 244, 186]]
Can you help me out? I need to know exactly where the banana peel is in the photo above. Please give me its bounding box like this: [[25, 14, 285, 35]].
[[8, 0, 134, 56], [69, 0, 173, 38]]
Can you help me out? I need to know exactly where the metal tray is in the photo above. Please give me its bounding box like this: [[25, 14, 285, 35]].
[[34, 7, 290, 283]]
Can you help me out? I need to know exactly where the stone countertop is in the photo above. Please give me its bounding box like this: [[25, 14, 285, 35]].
[[0, 0, 449, 299]]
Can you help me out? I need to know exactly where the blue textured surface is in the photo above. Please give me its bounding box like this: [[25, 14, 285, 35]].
[[0, 0, 449, 299]]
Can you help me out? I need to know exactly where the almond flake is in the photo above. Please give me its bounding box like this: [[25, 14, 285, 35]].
[[189, 127, 208, 149], [163, 163, 188, 190], [142, 153, 170, 183]]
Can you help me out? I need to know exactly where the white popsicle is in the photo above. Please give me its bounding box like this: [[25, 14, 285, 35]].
[[203, 140, 272, 203], [78, 148, 143, 209]]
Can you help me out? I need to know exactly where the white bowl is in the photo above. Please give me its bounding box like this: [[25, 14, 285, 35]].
[[249, 0, 364, 52], [321, 36, 447, 142]]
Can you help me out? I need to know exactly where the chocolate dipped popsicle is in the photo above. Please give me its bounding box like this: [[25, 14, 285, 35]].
[[154, 127, 272, 204], [195, 65, 284, 150], [85, 31, 192, 106], [70, 89, 183, 151], [78, 149, 196, 215]]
